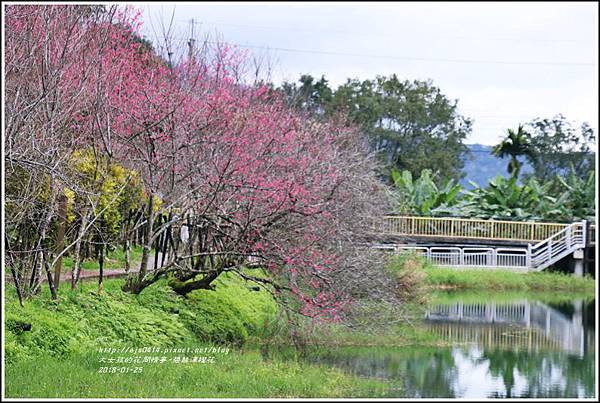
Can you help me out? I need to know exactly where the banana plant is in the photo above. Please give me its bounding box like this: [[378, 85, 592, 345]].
[[390, 167, 594, 223], [459, 175, 562, 221], [391, 168, 462, 215], [552, 167, 595, 222]]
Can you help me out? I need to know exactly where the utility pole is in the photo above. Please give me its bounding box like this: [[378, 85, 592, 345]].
[[187, 18, 196, 65]]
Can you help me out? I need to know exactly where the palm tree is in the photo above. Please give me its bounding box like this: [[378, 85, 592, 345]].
[[492, 125, 536, 179]]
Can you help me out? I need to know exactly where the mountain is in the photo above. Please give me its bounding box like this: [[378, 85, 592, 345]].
[[460, 144, 533, 189]]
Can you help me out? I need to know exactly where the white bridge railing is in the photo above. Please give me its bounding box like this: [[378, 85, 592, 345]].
[[529, 221, 586, 271], [374, 220, 588, 271]]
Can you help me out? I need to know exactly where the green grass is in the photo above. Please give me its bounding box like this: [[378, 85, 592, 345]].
[[385, 251, 595, 294], [428, 289, 595, 305], [307, 320, 444, 348], [252, 297, 446, 349], [4, 349, 397, 398], [4, 273, 398, 398], [4, 272, 278, 363], [61, 245, 145, 272], [423, 266, 595, 293]]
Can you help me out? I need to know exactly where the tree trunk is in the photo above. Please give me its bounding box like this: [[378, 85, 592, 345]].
[[71, 207, 90, 289], [139, 194, 155, 280], [5, 237, 25, 306], [124, 239, 131, 273], [170, 271, 220, 296], [123, 194, 155, 294], [98, 241, 104, 295], [31, 175, 58, 296], [43, 250, 58, 300], [53, 193, 68, 290]]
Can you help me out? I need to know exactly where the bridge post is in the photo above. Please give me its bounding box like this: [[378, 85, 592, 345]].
[[573, 249, 584, 277], [526, 244, 532, 269]]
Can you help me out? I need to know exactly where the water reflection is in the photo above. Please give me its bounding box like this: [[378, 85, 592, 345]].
[[301, 296, 595, 398], [424, 299, 594, 356]]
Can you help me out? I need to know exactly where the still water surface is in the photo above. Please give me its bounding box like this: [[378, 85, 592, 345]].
[[304, 293, 595, 398]]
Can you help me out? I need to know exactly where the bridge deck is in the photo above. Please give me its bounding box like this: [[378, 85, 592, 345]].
[[380, 216, 595, 246]]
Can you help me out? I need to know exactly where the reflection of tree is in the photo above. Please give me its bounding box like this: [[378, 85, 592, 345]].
[[481, 349, 528, 397], [479, 348, 594, 398], [305, 347, 459, 397], [398, 348, 458, 397], [310, 345, 594, 398], [555, 354, 595, 398], [424, 295, 596, 398]]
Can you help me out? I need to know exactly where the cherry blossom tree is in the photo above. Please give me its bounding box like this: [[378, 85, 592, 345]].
[[5, 4, 130, 300], [5, 5, 393, 322]]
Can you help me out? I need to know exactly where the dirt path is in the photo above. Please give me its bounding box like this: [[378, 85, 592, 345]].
[[5, 253, 165, 285]]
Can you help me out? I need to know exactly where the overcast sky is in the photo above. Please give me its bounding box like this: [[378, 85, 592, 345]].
[[140, 1, 598, 146]]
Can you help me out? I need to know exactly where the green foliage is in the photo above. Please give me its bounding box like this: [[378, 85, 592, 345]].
[[551, 166, 595, 221], [337, 76, 472, 183], [166, 272, 277, 345], [460, 175, 560, 220], [4, 307, 80, 362], [280, 74, 472, 183], [4, 349, 394, 398], [391, 169, 462, 215], [523, 115, 595, 183], [492, 125, 536, 179], [423, 267, 594, 293], [392, 166, 595, 223], [429, 289, 594, 306], [67, 149, 145, 243], [5, 275, 394, 399], [385, 250, 436, 275], [4, 273, 278, 362], [280, 74, 333, 115]]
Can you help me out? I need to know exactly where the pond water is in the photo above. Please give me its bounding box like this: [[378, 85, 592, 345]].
[[303, 293, 595, 398]]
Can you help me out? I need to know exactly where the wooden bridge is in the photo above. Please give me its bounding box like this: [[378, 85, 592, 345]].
[[373, 216, 595, 273]]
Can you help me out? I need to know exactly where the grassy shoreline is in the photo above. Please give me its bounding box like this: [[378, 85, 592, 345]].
[[4, 262, 595, 398], [4, 275, 401, 398], [423, 266, 595, 293], [5, 348, 397, 398]]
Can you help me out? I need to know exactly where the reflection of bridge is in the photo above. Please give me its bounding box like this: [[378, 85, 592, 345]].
[[373, 216, 595, 273], [424, 300, 593, 356]]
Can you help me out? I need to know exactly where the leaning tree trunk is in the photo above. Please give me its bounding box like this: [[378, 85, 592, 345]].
[[5, 237, 25, 306]]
